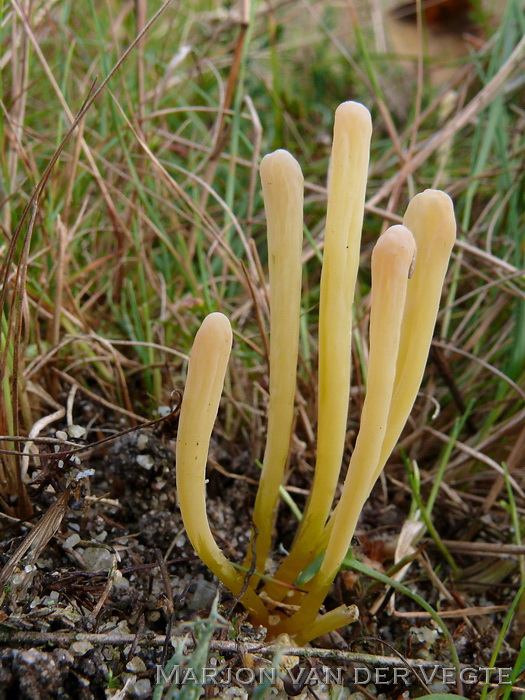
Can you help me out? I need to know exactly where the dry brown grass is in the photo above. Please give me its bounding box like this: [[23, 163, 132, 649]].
[[0, 0, 524, 696]]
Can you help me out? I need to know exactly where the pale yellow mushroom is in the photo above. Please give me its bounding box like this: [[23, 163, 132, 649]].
[[378, 189, 457, 477], [294, 604, 359, 646], [263, 101, 372, 603], [174, 106, 456, 643], [292, 197, 455, 637], [176, 312, 268, 621], [318, 189, 457, 544], [281, 225, 416, 635], [247, 150, 304, 580]]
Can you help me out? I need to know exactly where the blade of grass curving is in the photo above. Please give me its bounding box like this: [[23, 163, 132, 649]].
[[0, 0, 176, 442], [0, 0, 175, 316], [224, 0, 256, 232], [153, 595, 229, 700], [501, 635, 525, 700], [480, 578, 525, 700], [404, 456, 458, 577], [343, 554, 462, 691], [426, 405, 474, 516]]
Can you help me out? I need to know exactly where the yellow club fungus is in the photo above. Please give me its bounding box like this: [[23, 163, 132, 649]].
[[174, 101, 456, 643], [247, 149, 304, 580], [175, 312, 267, 622]]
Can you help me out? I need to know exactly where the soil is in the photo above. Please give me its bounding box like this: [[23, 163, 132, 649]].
[[0, 405, 522, 699]]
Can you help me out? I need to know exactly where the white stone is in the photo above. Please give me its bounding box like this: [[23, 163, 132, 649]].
[[68, 424, 87, 439], [126, 656, 146, 673], [137, 454, 154, 470], [71, 641, 94, 655], [132, 679, 151, 697], [137, 434, 149, 451], [64, 534, 81, 549], [82, 547, 114, 571]]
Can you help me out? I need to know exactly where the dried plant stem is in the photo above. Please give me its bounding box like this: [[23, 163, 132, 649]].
[[0, 629, 462, 671], [368, 34, 525, 208], [52, 218, 68, 349]]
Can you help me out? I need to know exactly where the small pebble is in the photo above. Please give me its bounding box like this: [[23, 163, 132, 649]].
[[428, 682, 451, 694], [68, 424, 87, 439], [137, 434, 149, 451], [71, 641, 94, 656], [75, 468, 95, 480], [82, 547, 114, 572], [188, 577, 218, 611], [64, 533, 81, 549], [132, 679, 151, 696], [126, 656, 146, 673], [137, 454, 154, 470]]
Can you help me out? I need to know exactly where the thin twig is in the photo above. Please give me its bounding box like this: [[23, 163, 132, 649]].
[[0, 629, 472, 670]]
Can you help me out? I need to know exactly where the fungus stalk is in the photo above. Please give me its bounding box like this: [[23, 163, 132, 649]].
[[380, 189, 457, 472], [174, 102, 456, 644], [279, 225, 417, 634], [246, 150, 304, 580], [175, 313, 268, 622], [316, 189, 457, 552], [263, 101, 372, 602]]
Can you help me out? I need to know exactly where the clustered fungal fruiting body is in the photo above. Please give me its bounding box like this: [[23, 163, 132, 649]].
[[175, 101, 456, 644]]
